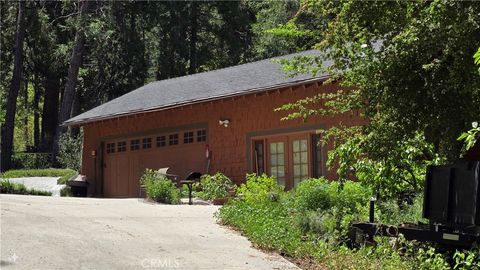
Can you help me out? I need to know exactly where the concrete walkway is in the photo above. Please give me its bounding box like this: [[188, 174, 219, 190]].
[[0, 195, 299, 270], [6, 177, 64, 196]]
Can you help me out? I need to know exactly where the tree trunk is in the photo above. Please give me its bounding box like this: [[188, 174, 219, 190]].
[[189, 2, 198, 74], [1, 1, 26, 172], [70, 90, 81, 137], [40, 71, 60, 152], [52, 0, 90, 157], [23, 75, 29, 149], [33, 74, 41, 151]]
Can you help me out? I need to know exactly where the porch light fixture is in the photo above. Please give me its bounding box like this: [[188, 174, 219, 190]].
[[219, 119, 230, 127]]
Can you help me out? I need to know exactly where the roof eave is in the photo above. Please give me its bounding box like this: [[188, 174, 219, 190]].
[[63, 76, 330, 127]]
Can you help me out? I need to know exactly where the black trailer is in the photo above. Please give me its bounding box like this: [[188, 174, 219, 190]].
[[349, 161, 480, 248]]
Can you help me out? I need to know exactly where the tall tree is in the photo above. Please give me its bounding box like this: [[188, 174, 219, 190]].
[[278, 0, 480, 197], [53, 0, 90, 157], [188, 1, 198, 74], [1, 1, 26, 171]]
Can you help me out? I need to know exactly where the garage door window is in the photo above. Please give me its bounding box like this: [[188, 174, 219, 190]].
[[142, 138, 152, 149], [106, 143, 115, 154], [156, 136, 166, 147], [130, 139, 140, 151], [117, 141, 127, 152], [184, 132, 194, 144], [169, 134, 179, 145], [197, 130, 207, 142]]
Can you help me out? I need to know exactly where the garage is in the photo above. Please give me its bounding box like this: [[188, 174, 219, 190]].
[[102, 128, 207, 197]]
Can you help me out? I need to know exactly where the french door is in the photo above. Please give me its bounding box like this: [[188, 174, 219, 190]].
[[261, 135, 312, 189]]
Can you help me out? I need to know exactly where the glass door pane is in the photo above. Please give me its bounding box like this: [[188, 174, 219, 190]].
[[292, 139, 308, 187], [269, 142, 286, 187]]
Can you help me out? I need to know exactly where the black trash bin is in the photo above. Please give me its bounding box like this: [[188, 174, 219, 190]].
[[67, 176, 89, 197]]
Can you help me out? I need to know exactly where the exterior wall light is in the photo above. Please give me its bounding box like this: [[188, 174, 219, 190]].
[[219, 119, 230, 127]]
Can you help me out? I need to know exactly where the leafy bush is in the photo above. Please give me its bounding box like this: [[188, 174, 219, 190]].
[[196, 173, 236, 200], [60, 186, 73, 197], [218, 193, 310, 255], [1, 168, 78, 184], [236, 173, 284, 203], [293, 178, 370, 241], [179, 184, 190, 198], [293, 177, 337, 212], [453, 248, 480, 270], [11, 152, 53, 169], [57, 132, 83, 172], [217, 174, 480, 269], [377, 195, 427, 225], [0, 179, 52, 196], [140, 169, 180, 204]]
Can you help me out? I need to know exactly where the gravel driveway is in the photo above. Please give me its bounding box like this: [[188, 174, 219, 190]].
[[0, 195, 298, 270]]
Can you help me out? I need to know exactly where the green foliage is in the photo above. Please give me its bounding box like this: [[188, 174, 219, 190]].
[[57, 133, 83, 172], [293, 177, 336, 212], [376, 195, 427, 225], [457, 121, 480, 155], [140, 169, 180, 204], [327, 127, 439, 200], [294, 178, 370, 241], [475, 47, 480, 73], [218, 175, 479, 269], [413, 246, 450, 270], [0, 179, 52, 196], [453, 248, 480, 270], [60, 186, 73, 197], [1, 168, 77, 185], [179, 184, 190, 199], [275, 0, 480, 199], [236, 173, 284, 203], [11, 152, 53, 169], [217, 191, 308, 255], [195, 173, 236, 200]]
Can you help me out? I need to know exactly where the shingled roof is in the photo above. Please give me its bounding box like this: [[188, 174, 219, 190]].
[[64, 50, 330, 126]]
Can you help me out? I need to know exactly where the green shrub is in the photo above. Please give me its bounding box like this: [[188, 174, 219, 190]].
[[377, 195, 428, 225], [196, 173, 236, 200], [236, 173, 284, 203], [453, 248, 480, 270], [0, 179, 52, 196], [140, 169, 180, 204], [293, 177, 338, 212], [11, 152, 53, 169], [217, 195, 311, 255], [1, 168, 78, 184], [293, 178, 370, 241], [60, 186, 73, 197], [57, 132, 83, 172], [217, 174, 480, 269], [179, 184, 190, 198]]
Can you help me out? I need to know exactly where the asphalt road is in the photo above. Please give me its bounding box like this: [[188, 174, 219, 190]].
[[0, 194, 298, 270]]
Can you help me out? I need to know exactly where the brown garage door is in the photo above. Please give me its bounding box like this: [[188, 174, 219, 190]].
[[103, 129, 207, 197]]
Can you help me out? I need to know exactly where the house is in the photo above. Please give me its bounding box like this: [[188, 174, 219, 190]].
[[64, 50, 363, 197]]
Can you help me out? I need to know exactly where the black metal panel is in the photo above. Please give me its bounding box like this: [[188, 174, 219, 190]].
[[450, 161, 480, 226], [423, 165, 452, 223]]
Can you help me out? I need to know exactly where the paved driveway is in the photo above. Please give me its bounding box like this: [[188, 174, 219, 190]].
[[6, 177, 64, 196], [0, 195, 298, 270]]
